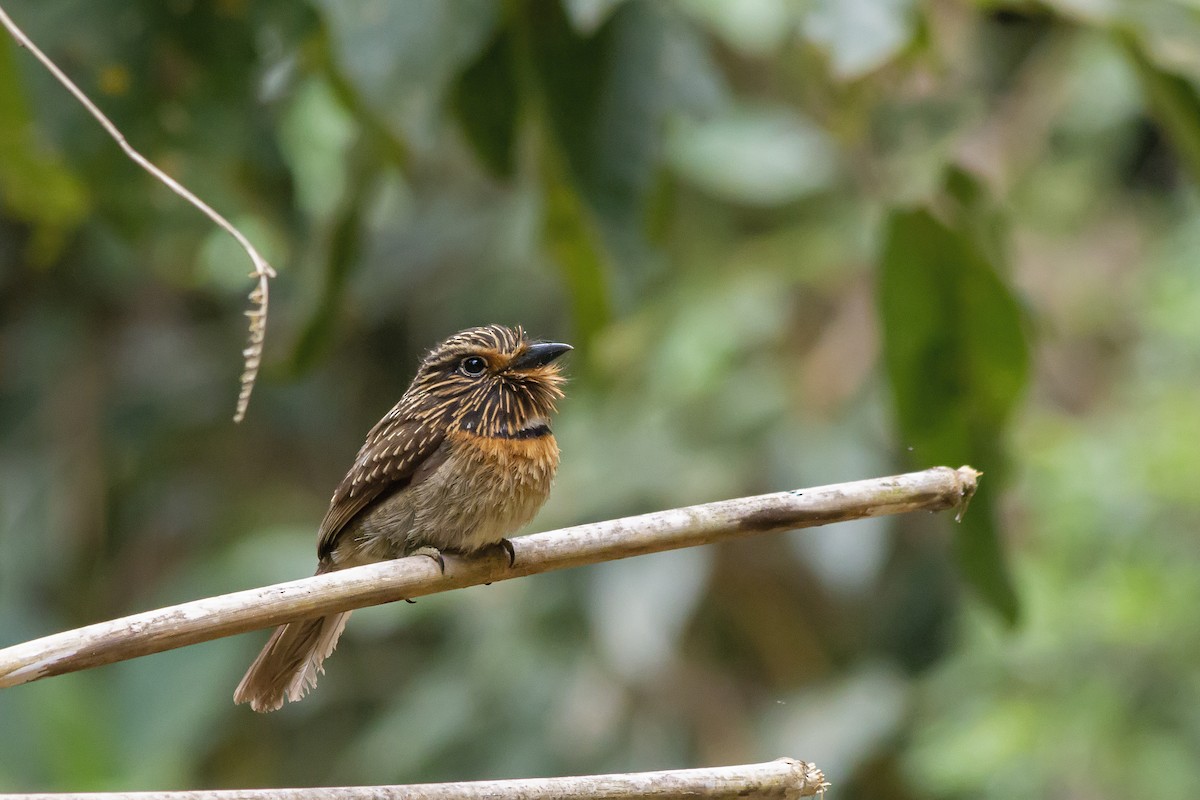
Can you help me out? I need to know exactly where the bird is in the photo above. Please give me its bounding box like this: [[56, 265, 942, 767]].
[[234, 324, 571, 712]]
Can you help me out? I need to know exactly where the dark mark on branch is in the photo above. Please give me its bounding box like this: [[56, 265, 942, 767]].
[[738, 508, 843, 533]]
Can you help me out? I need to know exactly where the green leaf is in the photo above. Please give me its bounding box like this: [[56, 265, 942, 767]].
[[0, 36, 88, 265], [953, 482, 1019, 625], [289, 138, 383, 374], [879, 196, 1030, 623], [676, 0, 794, 57], [1124, 37, 1200, 185], [803, 0, 917, 80], [314, 0, 499, 141], [524, 0, 611, 182], [451, 30, 519, 178], [516, 0, 640, 342], [880, 207, 1028, 452], [665, 107, 838, 206], [525, 1, 672, 274], [540, 140, 613, 346], [562, 0, 632, 34]]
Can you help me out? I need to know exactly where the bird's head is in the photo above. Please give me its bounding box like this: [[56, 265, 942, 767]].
[[408, 324, 571, 437]]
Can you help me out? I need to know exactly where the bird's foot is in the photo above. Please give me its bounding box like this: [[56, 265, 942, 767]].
[[497, 538, 516, 567], [411, 546, 446, 574]]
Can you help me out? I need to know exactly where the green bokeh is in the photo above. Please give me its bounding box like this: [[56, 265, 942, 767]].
[[1, 1, 1198, 798]]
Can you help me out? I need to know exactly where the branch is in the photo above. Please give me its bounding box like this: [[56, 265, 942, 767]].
[[0, 466, 979, 688], [0, 758, 828, 800], [0, 3, 275, 422]]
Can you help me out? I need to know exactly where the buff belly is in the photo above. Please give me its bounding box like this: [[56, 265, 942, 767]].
[[336, 431, 559, 564]]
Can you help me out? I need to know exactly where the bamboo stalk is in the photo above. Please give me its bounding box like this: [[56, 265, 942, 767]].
[[0, 466, 978, 689], [0, 758, 828, 800]]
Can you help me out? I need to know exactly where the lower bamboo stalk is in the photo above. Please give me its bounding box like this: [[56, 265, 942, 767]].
[[0, 466, 978, 688], [0, 758, 828, 800]]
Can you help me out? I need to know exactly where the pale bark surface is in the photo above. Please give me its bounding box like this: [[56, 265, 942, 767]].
[[0, 466, 978, 688], [0, 758, 828, 800]]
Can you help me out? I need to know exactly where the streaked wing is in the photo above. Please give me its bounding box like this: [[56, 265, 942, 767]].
[[317, 414, 445, 559]]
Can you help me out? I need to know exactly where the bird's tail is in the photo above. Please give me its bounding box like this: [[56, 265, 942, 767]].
[[233, 609, 351, 713]]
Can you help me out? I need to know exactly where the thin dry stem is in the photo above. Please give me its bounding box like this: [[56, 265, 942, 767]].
[[0, 466, 980, 689], [0, 758, 828, 800], [0, 3, 274, 422]]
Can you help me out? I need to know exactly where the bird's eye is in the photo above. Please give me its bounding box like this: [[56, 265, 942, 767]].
[[459, 356, 487, 377]]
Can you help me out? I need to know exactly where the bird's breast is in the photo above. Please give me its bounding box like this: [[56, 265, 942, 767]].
[[403, 429, 560, 554]]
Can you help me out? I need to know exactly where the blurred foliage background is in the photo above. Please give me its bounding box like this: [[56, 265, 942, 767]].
[[2, 0, 1200, 797]]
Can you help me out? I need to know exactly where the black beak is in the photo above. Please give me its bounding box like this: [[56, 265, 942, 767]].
[[511, 341, 572, 370]]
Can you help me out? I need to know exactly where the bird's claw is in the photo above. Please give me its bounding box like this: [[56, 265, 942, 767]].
[[499, 538, 516, 567], [411, 546, 446, 574]]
